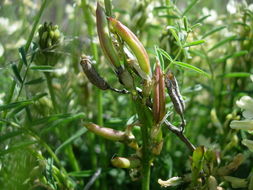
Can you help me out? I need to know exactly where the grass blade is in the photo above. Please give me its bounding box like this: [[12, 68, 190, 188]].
[[0, 100, 33, 112], [55, 127, 87, 154], [40, 113, 85, 134], [183, 40, 205, 48], [18, 46, 28, 66], [68, 170, 94, 177], [0, 141, 36, 156], [182, 0, 199, 16], [208, 35, 237, 52], [25, 77, 45, 85], [155, 46, 164, 70], [173, 61, 210, 77], [215, 50, 248, 63], [0, 93, 47, 112], [224, 72, 252, 78], [11, 64, 23, 83], [30, 65, 56, 72], [202, 26, 226, 38], [0, 130, 24, 144], [157, 48, 173, 61]]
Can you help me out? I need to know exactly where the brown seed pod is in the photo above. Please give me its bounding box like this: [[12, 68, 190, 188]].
[[165, 70, 185, 117], [80, 55, 110, 90]]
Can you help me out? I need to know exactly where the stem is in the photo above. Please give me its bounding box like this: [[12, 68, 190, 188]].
[[104, 0, 112, 17], [134, 97, 152, 190], [165, 120, 195, 152], [44, 72, 58, 113]]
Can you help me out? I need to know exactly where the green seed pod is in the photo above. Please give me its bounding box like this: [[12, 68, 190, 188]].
[[85, 123, 126, 141], [108, 17, 151, 76], [80, 55, 111, 90], [111, 156, 140, 168], [96, 3, 121, 68]]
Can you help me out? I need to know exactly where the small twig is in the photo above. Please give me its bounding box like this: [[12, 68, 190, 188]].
[[164, 120, 195, 152], [109, 87, 129, 94], [83, 168, 102, 190]]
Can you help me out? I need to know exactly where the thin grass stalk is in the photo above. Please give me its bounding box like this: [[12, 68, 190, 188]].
[[44, 72, 58, 113]]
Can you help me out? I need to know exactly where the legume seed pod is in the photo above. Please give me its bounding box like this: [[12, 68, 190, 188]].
[[153, 60, 166, 123], [80, 55, 110, 90], [111, 156, 140, 168], [96, 3, 121, 68], [165, 70, 185, 116], [85, 123, 126, 141], [108, 17, 151, 76]]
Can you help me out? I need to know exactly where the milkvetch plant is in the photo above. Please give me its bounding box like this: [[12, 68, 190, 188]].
[[79, 2, 213, 190], [1, 0, 253, 190]]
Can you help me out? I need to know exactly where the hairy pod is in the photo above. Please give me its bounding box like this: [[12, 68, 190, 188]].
[[96, 3, 121, 68], [80, 55, 111, 90], [165, 70, 185, 116], [111, 156, 140, 168], [108, 17, 151, 76]]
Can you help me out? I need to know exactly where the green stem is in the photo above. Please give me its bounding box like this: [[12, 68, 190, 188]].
[[134, 96, 152, 190], [104, 0, 112, 17], [66, 146, 80, 171], [44, 72, 58, 113]]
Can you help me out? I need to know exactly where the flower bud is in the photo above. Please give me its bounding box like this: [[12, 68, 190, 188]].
[[108, 17, 150, 76], [36, 22, 61, 66], [96, 3, 121, 68], [111, 156, 140, 168], [38, 22, 60, 50]]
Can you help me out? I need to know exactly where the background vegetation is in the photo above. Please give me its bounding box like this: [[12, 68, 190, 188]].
[[0, 0, 252, 189]]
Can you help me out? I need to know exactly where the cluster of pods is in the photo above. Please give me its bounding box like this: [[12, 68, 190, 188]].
[[80, 3, 185, 174]]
